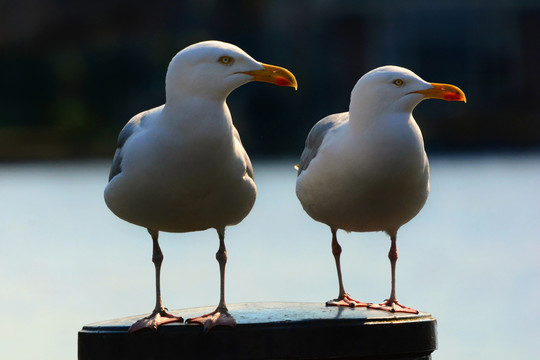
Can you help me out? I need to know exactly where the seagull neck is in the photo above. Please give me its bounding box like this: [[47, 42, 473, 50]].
[[166, 80, 230, 104], [349, 101, 410, 132], [161, 97, 233, 134], [164, 95, 227, 115], [348, 102, 382, 132]]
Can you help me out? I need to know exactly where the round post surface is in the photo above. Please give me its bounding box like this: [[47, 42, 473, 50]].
[[79, 302, 437, 360]]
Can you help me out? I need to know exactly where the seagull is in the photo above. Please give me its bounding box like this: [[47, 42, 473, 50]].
[[296, 66, 465, 313], [104, 40, 297, 332]]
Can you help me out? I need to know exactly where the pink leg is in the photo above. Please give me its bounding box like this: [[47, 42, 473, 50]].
[[187, 228, 236, 333], [368, 232, 418, 314], [326, 228, 370, 308], [129, 229, 183, 333]]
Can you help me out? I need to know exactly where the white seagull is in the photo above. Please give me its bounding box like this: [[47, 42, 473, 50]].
[[104, 40, 297, 332], [296, 66, 465, 313]]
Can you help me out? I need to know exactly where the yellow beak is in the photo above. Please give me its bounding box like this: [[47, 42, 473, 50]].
[[241, 63, 298, 90], [411, 82, 466, 103]]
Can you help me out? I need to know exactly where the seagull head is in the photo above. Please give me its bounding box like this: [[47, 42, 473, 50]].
[[350, 65, 466, 118], [165, 40, 297, 102]]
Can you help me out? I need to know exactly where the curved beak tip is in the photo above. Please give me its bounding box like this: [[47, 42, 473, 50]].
[[444, 92, 467, 103], [288, 79, 299, 91], [274, 75, 298, 90]]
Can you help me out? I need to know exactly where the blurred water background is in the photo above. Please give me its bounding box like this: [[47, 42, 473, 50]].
[[1, 1, 540, 359], [0, 157, 538, 359]]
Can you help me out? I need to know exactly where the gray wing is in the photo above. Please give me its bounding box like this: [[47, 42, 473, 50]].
[[233, 127, 254, 180], [297, 112, 349, 176], [108, 113, 147, 181]]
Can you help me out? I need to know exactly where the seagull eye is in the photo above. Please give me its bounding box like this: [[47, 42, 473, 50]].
[[393, 79, 404, 87], [218, 56, 233, 65]]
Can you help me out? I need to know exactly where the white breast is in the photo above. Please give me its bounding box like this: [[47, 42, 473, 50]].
[[104, 103, 256, 233], [296, 114, 429, 233]]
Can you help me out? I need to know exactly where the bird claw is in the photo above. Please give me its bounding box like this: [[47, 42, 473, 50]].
[[326, 293, 371, 308], [129, 308, 184, 333], [368, 299, 418, 314], [186, 308, 236, 333]]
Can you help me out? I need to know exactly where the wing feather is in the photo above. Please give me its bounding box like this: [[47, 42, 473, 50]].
[[297, 112, 348, 176], [108, 113, 147, 181]]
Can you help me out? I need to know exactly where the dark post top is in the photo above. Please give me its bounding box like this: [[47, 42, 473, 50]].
[[78, 302, 436, 360]]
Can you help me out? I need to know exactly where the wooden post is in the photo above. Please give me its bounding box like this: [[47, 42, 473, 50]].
[[78, 302, 436, 360]]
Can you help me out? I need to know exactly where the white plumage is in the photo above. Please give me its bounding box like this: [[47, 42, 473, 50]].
[[105, 40, 297, 332], [296, 65, 465, 312]]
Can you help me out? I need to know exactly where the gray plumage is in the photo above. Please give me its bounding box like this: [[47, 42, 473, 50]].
[[108, 112, 148, 181], [297, 112, 348, 176]]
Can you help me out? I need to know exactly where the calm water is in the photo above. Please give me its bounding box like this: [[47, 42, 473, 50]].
[[0, 155, 539, 359]]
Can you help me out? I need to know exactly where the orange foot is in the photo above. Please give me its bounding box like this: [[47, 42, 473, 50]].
[[186, 308, 236, 333], [368, 299, 418, 314], [129, 308, 183, 333], [326, 293, 371, 308]]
